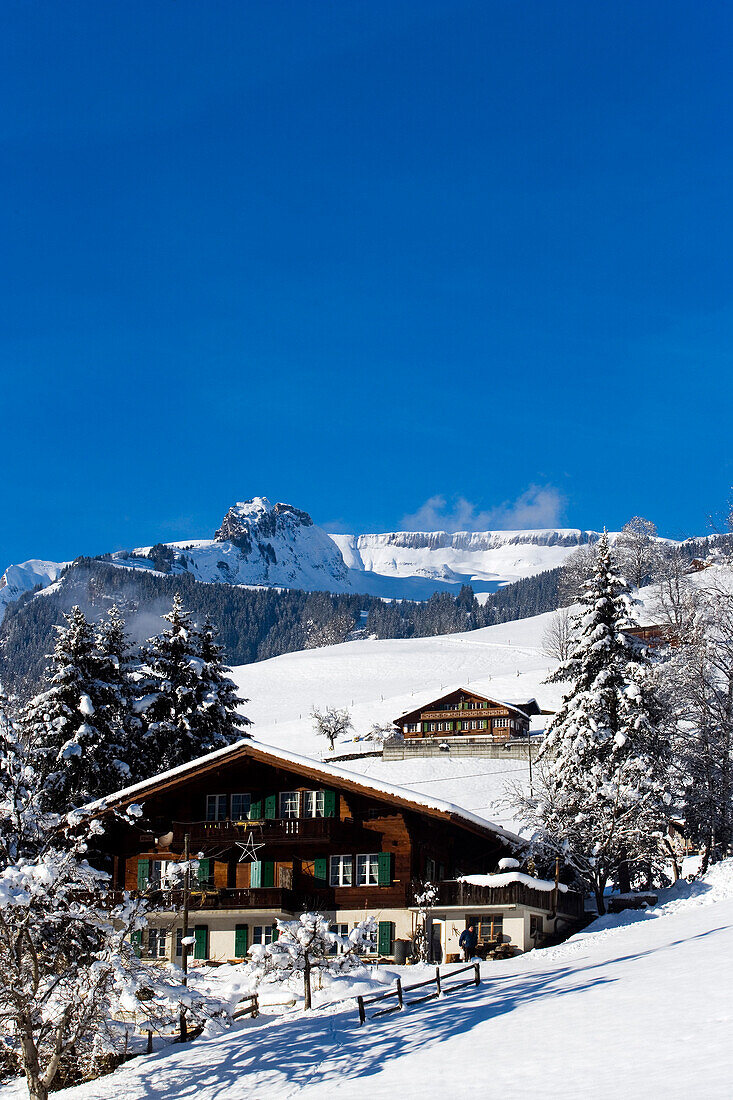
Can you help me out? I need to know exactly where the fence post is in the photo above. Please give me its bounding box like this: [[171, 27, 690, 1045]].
[[474, 963, 480, 986], [252, 993, 259, 1019], [396, 977, 404, 1009], [435, 966, 441, 995], [358, 996, 366, 1026]]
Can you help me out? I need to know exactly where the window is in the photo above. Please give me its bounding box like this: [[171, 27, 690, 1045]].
[[303, 790, 325, 818], [530, 915, 543, 938], [471, 915, 503, 943], [175, 928, 183, 957], [330, 855, 353, 887], [280, 791, 300, 819], [231, 793, 251, 821], [146, 928, 167, 958], [356, 853, 379, 886], [252, 925, 276, 946], [148, 860, 175, 887], [405, 722, 420, 733], [206, 794, 227, 821]]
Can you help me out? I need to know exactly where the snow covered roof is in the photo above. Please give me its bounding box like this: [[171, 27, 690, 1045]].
[[88, 737, 523, 847], [395, 687, 540, 724]]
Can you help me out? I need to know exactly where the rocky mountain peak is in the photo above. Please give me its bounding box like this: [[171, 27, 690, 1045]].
[[214, 498, 315, 550]]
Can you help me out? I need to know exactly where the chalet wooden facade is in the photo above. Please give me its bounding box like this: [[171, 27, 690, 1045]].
[[394, 689, 540, 742], [92, 740, 579, 963]]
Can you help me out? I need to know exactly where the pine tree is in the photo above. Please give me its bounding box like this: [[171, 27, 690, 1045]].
[[516, 532, 672, 913], [23, 606, 115, 810], [196, 616, 251, 748], [94, 604, 145, 787], [138, 596, 248, 774]]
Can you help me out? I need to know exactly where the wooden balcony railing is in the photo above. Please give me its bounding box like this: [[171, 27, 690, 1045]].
[[187, 817, 363, 844], [420, 708, 507, 720], [132, 885, 332, 912]]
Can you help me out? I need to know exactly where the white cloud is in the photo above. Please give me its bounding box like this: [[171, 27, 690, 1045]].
[[400, 485, 566, 532]]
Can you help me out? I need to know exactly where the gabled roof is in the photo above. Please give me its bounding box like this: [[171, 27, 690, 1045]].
[[395, 687, 539, 725], [89, 738, 523, 848]]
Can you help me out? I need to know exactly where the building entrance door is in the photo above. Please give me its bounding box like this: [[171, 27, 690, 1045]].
[[430, 918, 445, 963]]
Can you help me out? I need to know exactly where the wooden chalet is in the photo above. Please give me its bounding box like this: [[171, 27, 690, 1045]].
[[394, 689, 540, 742], [627, 624, 679, 649], [91, 740, 580, 963]]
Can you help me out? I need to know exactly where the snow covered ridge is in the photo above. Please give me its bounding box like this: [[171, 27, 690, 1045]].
[[0, 494, 698, 619], [0, 559, 67, 618]]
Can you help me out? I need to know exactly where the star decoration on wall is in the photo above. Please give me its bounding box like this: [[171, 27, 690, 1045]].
[[235, 835, 265, 863]]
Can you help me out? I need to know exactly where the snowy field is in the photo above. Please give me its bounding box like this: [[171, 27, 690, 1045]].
[[229, 609, 563, 833], [6, 861, 732, 1100], [232, 608, 564, 754]]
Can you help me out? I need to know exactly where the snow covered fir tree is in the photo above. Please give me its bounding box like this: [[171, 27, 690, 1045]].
[[515, 531, 673, 913], [22, 605, 135, 811], [136, 594, 250, 775]]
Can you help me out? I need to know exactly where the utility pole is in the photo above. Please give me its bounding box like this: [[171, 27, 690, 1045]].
[[527, 734, 533, 796], [180, 832, 190, 1041]]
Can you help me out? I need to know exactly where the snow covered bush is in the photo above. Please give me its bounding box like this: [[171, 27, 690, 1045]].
[[365, 722, 402, 745], [411, 881, 438, 962], [245, 913, 376, 1010]]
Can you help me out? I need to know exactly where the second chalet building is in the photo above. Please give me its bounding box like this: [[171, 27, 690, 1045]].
[[93, 739, 582, 965], [394, 688, 541, 741]]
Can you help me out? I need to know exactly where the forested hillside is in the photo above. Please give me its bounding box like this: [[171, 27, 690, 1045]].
[[0, 559, 564, 696]]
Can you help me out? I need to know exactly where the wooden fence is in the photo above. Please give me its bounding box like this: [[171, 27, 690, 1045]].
[[357, 963, 480, 1025], [232, 993, 259, 1020]]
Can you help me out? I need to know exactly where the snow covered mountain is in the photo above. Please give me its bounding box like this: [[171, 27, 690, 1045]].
[[0, 559, 67, 619], [0, 496, 629, 620]]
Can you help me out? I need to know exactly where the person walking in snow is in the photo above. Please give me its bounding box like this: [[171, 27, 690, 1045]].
[[459, 924, 478, 961]]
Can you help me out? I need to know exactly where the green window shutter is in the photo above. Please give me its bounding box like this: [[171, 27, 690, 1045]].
[[313, 857, 327, 883], [137, 859, 150, 889], [323, 790, 337, 818], [481, 719, 487, 730], [378, 921, 394, 956], [234, 924, 248, 958], [377, 852, 393, 886], [249, 798, 262, 820], [250, 861, 262, 888], [271, 925, 279, 942], [131, 929, 142, 957], [194, 925, 208, 960], [262, 861, 275, 888], [264, 795, 277, 819], [197, 858, 211, 885]]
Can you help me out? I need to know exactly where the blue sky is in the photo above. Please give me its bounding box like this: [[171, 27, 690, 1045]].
[[3, 0, 732, 568]]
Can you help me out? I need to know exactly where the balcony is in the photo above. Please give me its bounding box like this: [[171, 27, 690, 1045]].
[[420, 708, 506, 720], [184, 816, 367, 846], [138, 885, 333, 912], [409, 879, 584, 920]]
